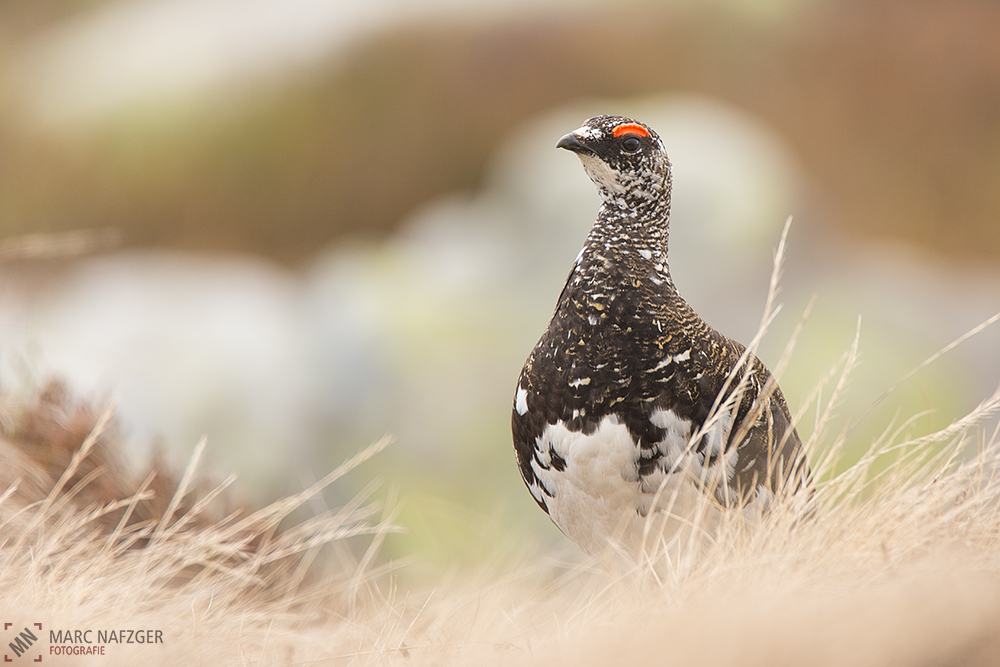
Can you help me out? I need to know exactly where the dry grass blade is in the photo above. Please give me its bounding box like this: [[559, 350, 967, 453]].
[[13, 399, 117, 546], [845, 309, 1000, 438], [687, 216, 792, 459], [147, 436, 208, 547]]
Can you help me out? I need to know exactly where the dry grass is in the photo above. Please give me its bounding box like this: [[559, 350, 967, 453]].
[[2, 228, 1000, 665], [0, 383, 402, 664]]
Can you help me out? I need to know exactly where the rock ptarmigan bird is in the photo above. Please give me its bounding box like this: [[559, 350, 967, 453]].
[[511, 115, 810, 558]]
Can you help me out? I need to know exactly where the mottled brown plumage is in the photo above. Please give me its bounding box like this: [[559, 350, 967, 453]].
[[511, 116, 809, 553]]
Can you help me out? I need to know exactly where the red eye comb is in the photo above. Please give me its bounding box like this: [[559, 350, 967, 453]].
[[612, 123, 650, 138]]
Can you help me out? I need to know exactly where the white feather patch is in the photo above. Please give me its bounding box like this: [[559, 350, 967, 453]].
[[515, 386, 529, 416], [577, 154, 625, 194], [533, 414, 720, 558]]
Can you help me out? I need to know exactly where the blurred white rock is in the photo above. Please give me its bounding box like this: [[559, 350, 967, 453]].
[[0, 253, 310, 493]]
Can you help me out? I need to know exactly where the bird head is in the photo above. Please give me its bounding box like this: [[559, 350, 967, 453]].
[[557, 116, 671, 206]]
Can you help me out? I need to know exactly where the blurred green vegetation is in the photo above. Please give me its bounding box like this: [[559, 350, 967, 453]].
[[1, 0, 999, 263]]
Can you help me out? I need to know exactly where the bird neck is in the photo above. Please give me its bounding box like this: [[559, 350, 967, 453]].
[[576, 194, 674, 288], [589, 162, 672, 254]]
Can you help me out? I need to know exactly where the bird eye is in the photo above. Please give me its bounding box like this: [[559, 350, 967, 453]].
[[621, 136, 641, 152]]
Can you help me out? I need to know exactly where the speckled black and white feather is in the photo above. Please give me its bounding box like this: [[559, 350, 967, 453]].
[[511, 115, 810, 555]]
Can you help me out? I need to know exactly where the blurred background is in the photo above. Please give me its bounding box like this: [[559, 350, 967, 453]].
[[1, 0, 998, 566]]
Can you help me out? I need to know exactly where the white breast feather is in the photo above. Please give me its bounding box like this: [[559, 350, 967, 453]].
[[532, 413, 728, 559]]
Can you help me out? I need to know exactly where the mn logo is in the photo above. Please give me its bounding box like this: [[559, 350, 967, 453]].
[[4, 623, 42, 662]]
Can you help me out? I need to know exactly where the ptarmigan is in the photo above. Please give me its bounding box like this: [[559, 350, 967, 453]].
[[511, 115, 810, 558]]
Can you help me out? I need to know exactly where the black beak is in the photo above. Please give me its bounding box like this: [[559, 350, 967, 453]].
[[556, 131, 594, 155]]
